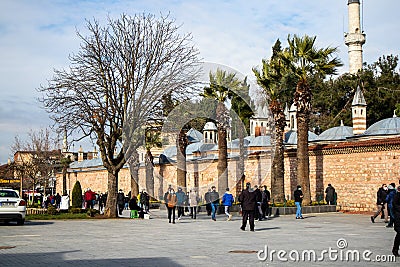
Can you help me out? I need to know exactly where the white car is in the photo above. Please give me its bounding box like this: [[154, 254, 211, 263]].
[[0, 189, 26, 225]]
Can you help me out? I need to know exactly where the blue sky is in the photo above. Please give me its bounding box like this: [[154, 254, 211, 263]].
[[0, 0, 399, 164]]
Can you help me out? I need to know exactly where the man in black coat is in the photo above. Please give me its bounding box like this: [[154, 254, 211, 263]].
[[239, 182, 256, 231], [392, 186, 400, 257], [371, 184, 389, 223]]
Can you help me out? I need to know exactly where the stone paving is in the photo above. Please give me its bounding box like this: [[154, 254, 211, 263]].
[[0, 209, 398, 266]]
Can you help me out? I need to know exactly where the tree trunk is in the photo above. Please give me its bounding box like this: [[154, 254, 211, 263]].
[[176, 129, 187, 191], [297, 112, 311, 205], [145, 149, 154, 198], [129, 151, 140, 197], [104, 170, 119, 218], [62, 166, 67, 196], [217, 128, 228, 193], [271, 109, 286, 203], [158, 163, 165, 200], [238, 124, 245, 186], [294, 80, 312, 205]]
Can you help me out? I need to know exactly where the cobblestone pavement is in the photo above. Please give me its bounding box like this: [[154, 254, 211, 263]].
[[0, 209, 398, 266]]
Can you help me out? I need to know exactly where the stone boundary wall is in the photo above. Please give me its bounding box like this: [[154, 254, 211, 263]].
[[56, 137, 400, 213]]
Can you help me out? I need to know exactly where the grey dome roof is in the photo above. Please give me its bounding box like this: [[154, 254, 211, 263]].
[[186, 128, 203, 143], [228, 138, 250, 149], [70, 158, 103, 168], [248, 135, 272, 147], [364, 117, 400, 136], [317, 125, 354, 141], [284, 130, 318, 144]]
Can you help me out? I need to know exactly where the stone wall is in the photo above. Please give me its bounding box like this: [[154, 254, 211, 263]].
[[56, 137, 400, 212]]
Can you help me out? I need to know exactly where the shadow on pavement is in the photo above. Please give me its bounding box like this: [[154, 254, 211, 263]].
[[255, 227, 281, 231], [0, 251, 183, 267]]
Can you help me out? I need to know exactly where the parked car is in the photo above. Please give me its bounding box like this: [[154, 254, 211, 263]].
[[0, 189, 26, 225]]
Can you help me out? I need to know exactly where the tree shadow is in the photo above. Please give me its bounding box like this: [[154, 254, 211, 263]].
[[0, 250, 183, 267]]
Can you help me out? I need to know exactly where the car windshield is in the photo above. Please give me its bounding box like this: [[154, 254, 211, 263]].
[[0, 190, 19, 198]]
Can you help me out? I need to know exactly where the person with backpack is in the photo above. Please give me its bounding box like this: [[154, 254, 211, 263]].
[[166, 188, 177, 224], [222, 187, 234, 221]]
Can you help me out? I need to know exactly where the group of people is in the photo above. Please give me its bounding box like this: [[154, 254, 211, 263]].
[[164, 186, 201, 223], [160, 181, 273, 232], [370, 183, 400, 257]]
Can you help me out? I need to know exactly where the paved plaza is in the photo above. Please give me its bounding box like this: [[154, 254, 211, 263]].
[[0, 209, 398, 266]]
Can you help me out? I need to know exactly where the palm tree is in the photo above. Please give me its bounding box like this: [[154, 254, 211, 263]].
[[281, 34, 342, 204], [253, 40, 287, 203], [201, 69, 240, 193], [230, 77, 253, 195]]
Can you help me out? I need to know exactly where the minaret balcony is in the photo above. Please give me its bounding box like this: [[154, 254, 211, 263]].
[[344, 32, 366, 45]]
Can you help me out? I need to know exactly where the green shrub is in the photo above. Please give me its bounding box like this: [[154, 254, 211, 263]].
[[69, 207, 85, 214], [47, 205, 59, 215], [86, 208, 99, 217], [71, 181, 83, 208]]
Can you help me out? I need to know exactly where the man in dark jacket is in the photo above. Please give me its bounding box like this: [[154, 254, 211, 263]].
[[325, 184, 336, 205], [209, 186, 219, 221], [117, 189, 125, 216], [391, 186, 400, 257], [204, 189, 212, 216], [254, 185, 263, 221], [371, 184, 389, 223], [294, 185, 304, 219], [262, 185, 271, 219], [239, 182, 256, 231]]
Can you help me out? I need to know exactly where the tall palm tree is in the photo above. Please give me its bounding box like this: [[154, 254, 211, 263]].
[[230, 77, 253, 196], [201, 69, 240, 193], [281, 34, 342, 204], [253, 40, 287, 203]]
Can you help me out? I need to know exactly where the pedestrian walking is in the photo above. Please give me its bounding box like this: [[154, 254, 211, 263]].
[[325, 184, 336, 205], [391, 186, 400, 257], [294, 185, 304, 219], [239, 182, 256, 231], [204, 189, 212, 216], [176, 187, 186, 220], [166, 188, 177, 224], [386, 183, 396, 228], [209, 186, 219, 221], [222, 187, 234, 221], [371, 184, 389, 223], [117, 189, 125, 216], [189, 189, 198, 219], [261, 185, 271, 219]]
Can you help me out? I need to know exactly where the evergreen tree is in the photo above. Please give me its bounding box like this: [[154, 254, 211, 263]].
[[71, 181, 83, 208]]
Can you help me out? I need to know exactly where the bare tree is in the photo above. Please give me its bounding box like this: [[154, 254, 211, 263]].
[[11, 129, 60, 205], [39, 14, 200, 218]]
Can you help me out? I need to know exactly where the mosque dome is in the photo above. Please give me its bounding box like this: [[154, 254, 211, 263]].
[[364, 116, 400, 136], [248, 135, 272, 147], [317, 122, 353, 141], [284, 130, 318, 145], [203, 122, 217, 131]]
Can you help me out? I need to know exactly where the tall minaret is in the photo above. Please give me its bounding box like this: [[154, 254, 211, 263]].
[[62, 128, 68, 153], [344, 0, 366, 74], [351, 86, 367, 134]]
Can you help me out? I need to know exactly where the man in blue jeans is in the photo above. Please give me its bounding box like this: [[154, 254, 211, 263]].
[[209, 186, 220, 221], [294, 185, 304, 219]]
